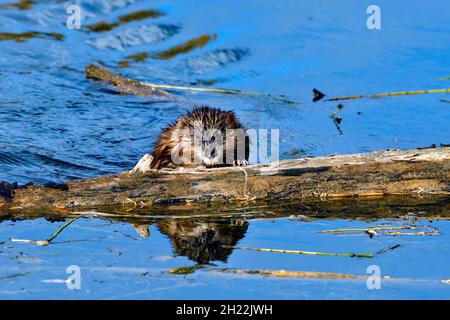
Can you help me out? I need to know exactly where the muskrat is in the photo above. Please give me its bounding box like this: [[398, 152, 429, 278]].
[[150, 105, 249, 169]]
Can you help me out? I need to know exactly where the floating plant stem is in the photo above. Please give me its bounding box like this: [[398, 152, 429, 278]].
[[223, 245, 374, 258], [71, 210, 271, 220], [46, 215, 81, 243], [167, 265, 206, 275], [11, 215, 81, 246], [141, 82, 298, 103], [319, 226, 411, 234], [142, 83, 257, 95], [376, 244, 401, 255], [325, 88, 450, 102], [212, 268, 367, 279], [320, 225, 439, 237]]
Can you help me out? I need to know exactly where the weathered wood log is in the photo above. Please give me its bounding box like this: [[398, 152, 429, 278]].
[[0, 147, 449, 215], [85, 64, 172, 97]]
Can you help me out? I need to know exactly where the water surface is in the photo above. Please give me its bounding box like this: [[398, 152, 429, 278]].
[[0, 0, 450, 299]]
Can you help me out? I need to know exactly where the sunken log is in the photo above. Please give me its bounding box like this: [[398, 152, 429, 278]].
[[0, 147, 449, 214], [85, 64, 172, 97]]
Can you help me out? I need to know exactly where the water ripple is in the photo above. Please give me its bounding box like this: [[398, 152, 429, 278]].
[[87, 24, 180, 50]]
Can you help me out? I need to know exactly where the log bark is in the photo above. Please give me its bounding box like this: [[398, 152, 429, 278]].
[[1, 147, 449, 215], [85, 64, 172, 97]]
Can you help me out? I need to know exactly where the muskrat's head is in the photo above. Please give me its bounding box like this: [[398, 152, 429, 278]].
[[195, 127, 223, 167], [169, 106, 248, 168]]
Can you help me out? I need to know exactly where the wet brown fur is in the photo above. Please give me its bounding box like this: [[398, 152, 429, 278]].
[[150, 105, 249, 169]]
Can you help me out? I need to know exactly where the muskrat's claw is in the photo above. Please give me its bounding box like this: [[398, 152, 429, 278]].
[[233, 160, 248, 167]]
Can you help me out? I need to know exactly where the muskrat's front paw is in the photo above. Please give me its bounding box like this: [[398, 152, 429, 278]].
[[233, 160, 248, 167]]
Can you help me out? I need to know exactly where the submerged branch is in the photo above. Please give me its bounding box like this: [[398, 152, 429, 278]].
[[85, 64, 171, 97]]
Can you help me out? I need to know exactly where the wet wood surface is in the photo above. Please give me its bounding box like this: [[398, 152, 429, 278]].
[[1, 147, 449, 215]]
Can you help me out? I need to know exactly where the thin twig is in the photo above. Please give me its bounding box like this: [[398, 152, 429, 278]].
[[223, 245, 374, 258], [320, 225, 439, 237], [46, 216, 82, 243], [320, 226, 412, 233], [212, 268, 367, 279], [235, 167, 256, 202], [144, 83, 259, 95], [142, 82, 299, 103], [325, 88, 450, 102], [68, 210, 276, 220], [11, 215, 81, 246], [376, 244, 401, 255], [384, 231, 437, 236]]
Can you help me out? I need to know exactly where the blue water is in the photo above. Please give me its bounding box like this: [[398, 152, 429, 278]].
[[1, 216, 450, 299], [0, 0, 450, 299]]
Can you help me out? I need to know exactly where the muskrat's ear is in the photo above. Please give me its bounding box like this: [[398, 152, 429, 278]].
[[176, 116, 188, 128], [225, 111, 241, 128], [224, 111, 236, 120]]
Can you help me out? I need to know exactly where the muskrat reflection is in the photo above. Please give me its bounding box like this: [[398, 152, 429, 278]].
[[158, 219, 248, 264]]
